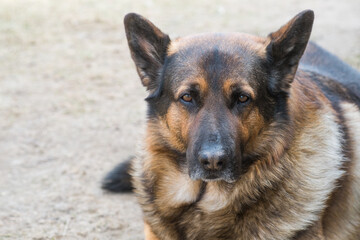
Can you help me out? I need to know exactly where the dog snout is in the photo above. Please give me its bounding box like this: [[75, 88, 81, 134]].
[[198, 146, 227, 171]]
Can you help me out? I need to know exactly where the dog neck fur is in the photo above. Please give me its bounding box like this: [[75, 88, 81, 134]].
[[132, 75, 347, 239]]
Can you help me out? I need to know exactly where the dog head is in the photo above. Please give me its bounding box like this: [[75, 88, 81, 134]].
[[124, 10, 314, 182]]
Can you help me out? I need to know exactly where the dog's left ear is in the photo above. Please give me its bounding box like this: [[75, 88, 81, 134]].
[[266, 10, 314, 93]]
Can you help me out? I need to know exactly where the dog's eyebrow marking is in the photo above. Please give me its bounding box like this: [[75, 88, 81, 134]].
[[223, 79, 255, 99], [175, 78, 208, 99]]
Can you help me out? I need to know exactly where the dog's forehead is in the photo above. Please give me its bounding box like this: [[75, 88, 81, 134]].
[[168, 32, 266, 56], [165, 33, 267, 91]]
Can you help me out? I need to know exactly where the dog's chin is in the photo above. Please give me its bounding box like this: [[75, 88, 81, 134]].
[[202, 176, 237, 183], [202, 177, 222, 182], [189, 171, 237, 183]]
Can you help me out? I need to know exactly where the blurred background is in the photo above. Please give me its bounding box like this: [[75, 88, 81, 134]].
[[0, 0, 359, 239]]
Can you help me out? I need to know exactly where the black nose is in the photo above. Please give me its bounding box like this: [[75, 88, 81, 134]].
[[199, 148, 226, 171]]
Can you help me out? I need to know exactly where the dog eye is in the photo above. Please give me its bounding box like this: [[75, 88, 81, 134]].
[[238, 95, 249, 103], [181, 94, 193, 103]]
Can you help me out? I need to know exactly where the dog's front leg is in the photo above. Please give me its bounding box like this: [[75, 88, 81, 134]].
[[144, 222, 159, 240]]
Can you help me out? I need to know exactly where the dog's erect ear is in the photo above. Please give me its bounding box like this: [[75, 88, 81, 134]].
[[266, 10, 314, 93], [124, 13, 170, 91]]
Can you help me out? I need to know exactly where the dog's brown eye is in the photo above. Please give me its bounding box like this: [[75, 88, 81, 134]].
[[238, 95, 249, 103], [181, 94, 193, 102]]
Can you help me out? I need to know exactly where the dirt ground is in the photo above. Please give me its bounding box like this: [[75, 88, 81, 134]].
[[0, 0, 359, 239]]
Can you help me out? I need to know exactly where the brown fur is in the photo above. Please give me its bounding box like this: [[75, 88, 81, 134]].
[[121, 10, 360, 240], [144, 222, 160, 240]]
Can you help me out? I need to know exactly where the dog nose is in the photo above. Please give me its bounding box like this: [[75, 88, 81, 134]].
[[199, 149, 226, 171]]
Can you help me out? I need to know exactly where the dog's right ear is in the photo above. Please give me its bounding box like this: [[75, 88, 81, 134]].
[[124, 13, 170, 91]]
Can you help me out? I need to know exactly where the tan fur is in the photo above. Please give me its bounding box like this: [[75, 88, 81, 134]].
[[145, 222, 160, 240], [125, 12, 360, 240], [132, 78, 357, 239], [131, 54, 359, 240], [130, 55, 360, 240], [222, 79, 255, 100], [157, 169, 202, 209], [225, 104, 344, 239], [163, 103, 191, 152], [198, 181, 231, 212], [175, 77, 208, 100], [322, 102, 360, 240]]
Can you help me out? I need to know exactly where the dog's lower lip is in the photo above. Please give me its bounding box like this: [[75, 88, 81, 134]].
[[201, 174, 221, 181], [206, 175, 218, 179]]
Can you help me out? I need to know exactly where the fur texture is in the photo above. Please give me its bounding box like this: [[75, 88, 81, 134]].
[[104, 10, 360, 240]]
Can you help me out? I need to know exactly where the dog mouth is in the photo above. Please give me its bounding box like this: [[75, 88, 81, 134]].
[[187, 153, 239, 183], [201, 174, 221, 182], [190, 169, 237, 183], [201, 175, 237, 183]]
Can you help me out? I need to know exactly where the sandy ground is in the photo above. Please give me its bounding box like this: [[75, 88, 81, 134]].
[[0, 0, 359, 239]]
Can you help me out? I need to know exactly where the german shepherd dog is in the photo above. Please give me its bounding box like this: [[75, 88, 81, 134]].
[[102, 10, 360, 239]]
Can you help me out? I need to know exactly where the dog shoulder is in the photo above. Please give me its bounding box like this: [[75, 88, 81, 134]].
[[321, 102, 360, 239]]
